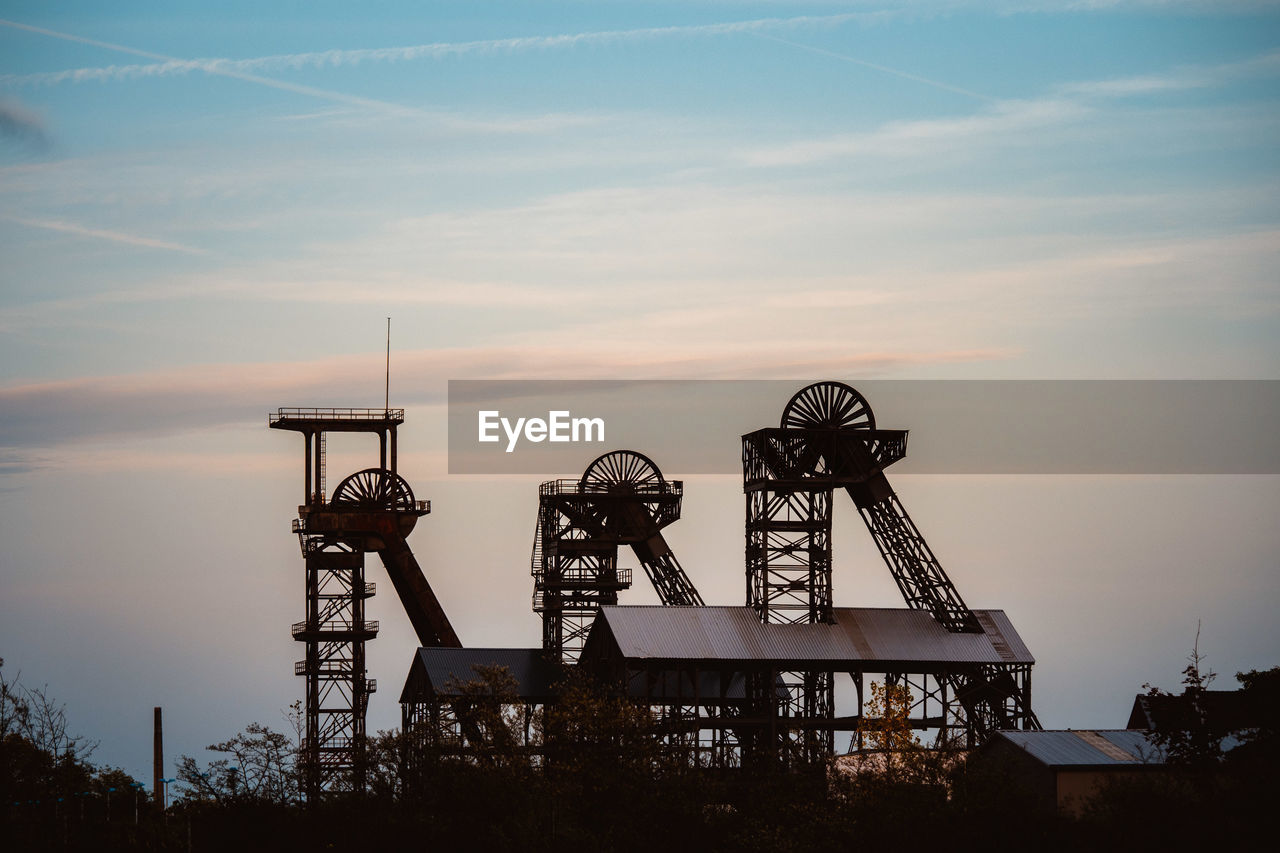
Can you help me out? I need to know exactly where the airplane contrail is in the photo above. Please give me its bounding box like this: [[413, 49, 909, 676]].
[[0, 11, 994, 107], [0, 18, 436, 114], [3, 214, 208, 254], [755, 34, 993, 102]]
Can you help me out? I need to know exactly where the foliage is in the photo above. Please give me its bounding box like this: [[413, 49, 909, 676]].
[[440, 663, 528, 768], [1, 658, 156, 850], [176, 722, 296, 805], [4, 653, 1277, 851], [1141, 625, 1229, 770]]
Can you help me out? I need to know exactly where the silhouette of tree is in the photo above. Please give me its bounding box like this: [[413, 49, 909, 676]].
[[1141, 624, 1229, 770], [176, 722, 294, 804]]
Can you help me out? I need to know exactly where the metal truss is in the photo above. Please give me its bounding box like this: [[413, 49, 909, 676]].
[[533, 498, 632, 663], [741, 382, 1040, 762], [533, 451, 700, 663], [292, 544, 377, 794], [272, 408, 447, 800], [746, 488, 833, 624], [857, 493, 980, 633]]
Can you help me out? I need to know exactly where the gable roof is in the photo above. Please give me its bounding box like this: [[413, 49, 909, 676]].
[[399, 647, 560, 703], [1127, 690, 1263, 732], [991, 730, 1167, 768], [581, 606, 1033, 668]]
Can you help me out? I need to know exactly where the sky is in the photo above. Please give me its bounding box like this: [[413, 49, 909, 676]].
[[1, 1, 1278, 787]]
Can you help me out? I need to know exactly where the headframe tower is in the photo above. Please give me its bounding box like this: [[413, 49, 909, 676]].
[[271, 407, 459, 797]]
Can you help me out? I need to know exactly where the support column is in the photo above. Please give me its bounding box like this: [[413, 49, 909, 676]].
[[304, 432, 313, 505]]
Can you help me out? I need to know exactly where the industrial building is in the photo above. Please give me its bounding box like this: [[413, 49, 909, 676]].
[[273, 382, 1040, 797]]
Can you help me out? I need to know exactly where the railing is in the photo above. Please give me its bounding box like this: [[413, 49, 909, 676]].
[[539, 478, 682, 497], [295, 659, 354, 676], [742, 428, 908, 484], [270, 407, 404, 424], [291, 620, 380, 636]]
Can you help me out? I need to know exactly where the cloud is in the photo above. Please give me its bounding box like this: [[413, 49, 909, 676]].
[[1056, 48, 1280, 98], [0, 344, 1015, 453], [2, 214, 208, 254], [737, 46, 1280, 168], [0, 96, 49, 150], [740, 97, 1092, 166]]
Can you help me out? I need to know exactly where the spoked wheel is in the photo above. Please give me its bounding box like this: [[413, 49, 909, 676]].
[[781, 381, 876, 430], [330, 468, 417, 511], [579, 450, 664, 492]]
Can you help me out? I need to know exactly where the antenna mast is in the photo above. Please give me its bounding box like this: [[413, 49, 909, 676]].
[[385, 317, 391, 413]]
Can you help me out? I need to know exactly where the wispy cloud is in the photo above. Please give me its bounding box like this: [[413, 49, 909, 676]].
[[2, 214, 208, 255], [741, 97, 1091, 166], [1055, 48, 1280, 98], [739, 46, 1280, 168], [0, 343, 1014, 452]]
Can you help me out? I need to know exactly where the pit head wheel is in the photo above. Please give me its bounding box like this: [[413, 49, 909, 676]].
[[781, 381, 876, 430], [330, 467, 417, 511], [579, 450, 665, 493]]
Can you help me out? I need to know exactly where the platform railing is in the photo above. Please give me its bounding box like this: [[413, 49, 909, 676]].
[[291, 620, 380, 636], [539, 479, 683, 497], [270, 407, 404, 424]]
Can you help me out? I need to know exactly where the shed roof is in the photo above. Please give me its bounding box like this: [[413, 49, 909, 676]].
[[991, 730, 1167, 767], [1126, 690, 1262, 732], [583, 606, 1033, 668], [399, 648, 560, 703]]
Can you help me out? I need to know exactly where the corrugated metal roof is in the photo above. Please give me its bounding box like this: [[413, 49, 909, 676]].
[[994, 730, 1167, 766], [401, 648, 559, 703], [589, 606, 1034, 667]]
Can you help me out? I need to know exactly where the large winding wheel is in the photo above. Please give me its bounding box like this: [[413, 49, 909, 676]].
[[331, 468, 418, 511], [330, 467, 458, 648], [574, 449, 702, 606], [580, 450, 665, 492], [781, 381, 876, 430]]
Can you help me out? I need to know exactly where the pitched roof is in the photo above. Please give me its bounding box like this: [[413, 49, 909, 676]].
[[583, 606, 1033, 668], [1127, 690, 1263, 732], [991, 730, 1167, 767], [399, 648, 560, 703]]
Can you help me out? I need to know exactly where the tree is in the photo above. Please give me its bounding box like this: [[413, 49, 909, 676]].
[[176, 722, 295, 805], [1141, 624, 1229, 770], [1224, 665, 1280, 772], [441, 663, 528, 768]]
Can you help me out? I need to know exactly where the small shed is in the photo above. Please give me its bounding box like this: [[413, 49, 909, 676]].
[[971, 730, 1166, 815]]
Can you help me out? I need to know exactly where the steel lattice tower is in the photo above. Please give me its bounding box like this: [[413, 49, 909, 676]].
[[534, 451, 701, 663], [743, 382, 1038, 759], [271, 408, 458, 797]]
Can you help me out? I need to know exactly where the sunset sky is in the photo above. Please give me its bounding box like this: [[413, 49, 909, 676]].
[[1, 2, 1277, 787]]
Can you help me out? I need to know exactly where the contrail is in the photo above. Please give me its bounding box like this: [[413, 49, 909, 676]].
[[0, 18, 436, 114], [0, 12, 911, 92], [4, 214, 208, 255], [755, 34, 993, 102]]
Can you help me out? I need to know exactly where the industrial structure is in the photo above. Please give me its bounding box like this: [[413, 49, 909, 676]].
[[738, 381, 1038, 757], [533, 450, 703, 663], [396, 381, 1039, 770], [272, 381, 1038, 783], [270, 408, 458, 797]]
